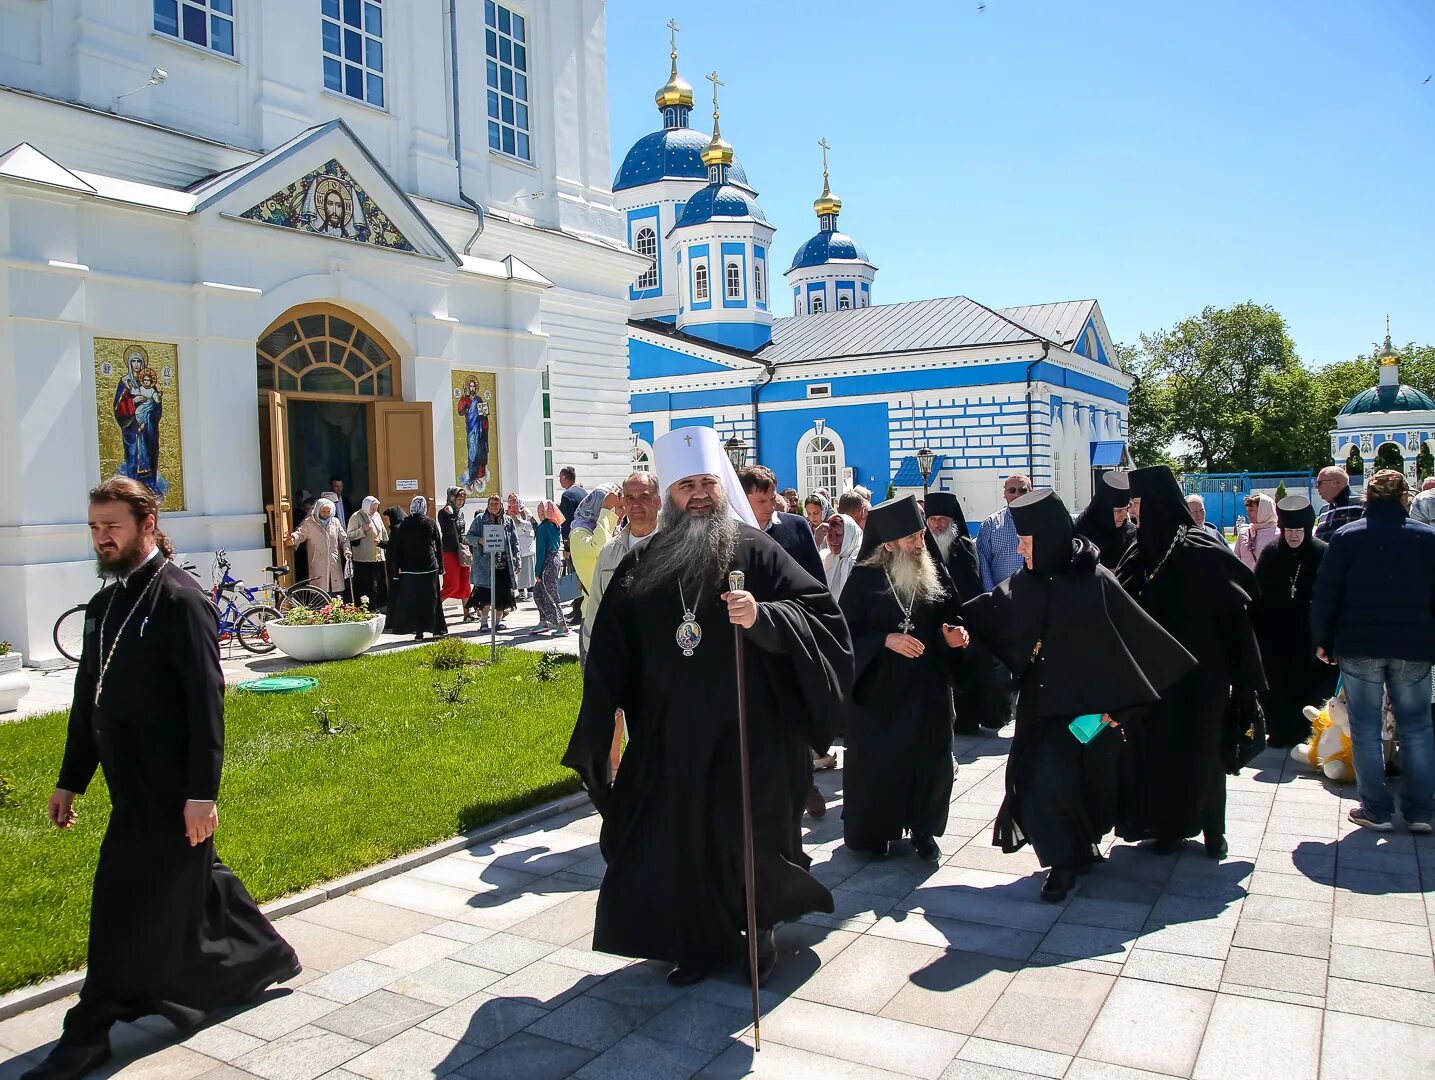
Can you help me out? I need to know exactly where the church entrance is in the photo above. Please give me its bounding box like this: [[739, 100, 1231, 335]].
[[256, 304, 433, 582]]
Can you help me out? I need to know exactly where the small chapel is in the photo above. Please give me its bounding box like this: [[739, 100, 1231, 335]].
[[614, 31, 1134, 523], [1329, 321, 1435, 485]]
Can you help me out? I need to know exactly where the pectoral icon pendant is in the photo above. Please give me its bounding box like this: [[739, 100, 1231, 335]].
[[676, 611, 702, 657]]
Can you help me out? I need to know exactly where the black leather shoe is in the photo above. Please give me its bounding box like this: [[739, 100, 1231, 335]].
[[1204, 834, 1228, 861], [1040, 867, 1076, 903], [911, 834, 941, 862], [20, 1042, 111, 1080], [1142, 837, 1182, 855], [666, 963, 712, 987], [853, 840, 889, 859], [746, 928, 777, 985]]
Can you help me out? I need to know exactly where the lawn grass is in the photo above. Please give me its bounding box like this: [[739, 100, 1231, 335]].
[[0, 644, 584, 995]]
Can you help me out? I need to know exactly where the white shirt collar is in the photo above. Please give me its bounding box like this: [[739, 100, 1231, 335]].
[[120, 547, 161, 586]]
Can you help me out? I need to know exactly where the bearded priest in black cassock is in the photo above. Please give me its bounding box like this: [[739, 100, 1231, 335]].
[[840, 496, 971, 862], [1115, 466, 1266, 860], [1074, 471, 1138, 571], [563, 427, 852, 987], [27, 479, 298, 1080], [961, 490, 1196, 901]]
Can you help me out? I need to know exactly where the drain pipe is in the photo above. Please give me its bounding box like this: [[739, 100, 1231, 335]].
[[750, 357, 776, 463], [1025, 342, 1050, 476], [447, 0, 486, 253]]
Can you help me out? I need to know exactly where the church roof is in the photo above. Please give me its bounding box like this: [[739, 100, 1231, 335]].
[[996, 300, 1097, 348], [788, 229, 871, 271], [671, 182, 767, 229], [613, 128, 750, 192], [1339, 384, 1435, 416], [763, 296, 1046, 366]]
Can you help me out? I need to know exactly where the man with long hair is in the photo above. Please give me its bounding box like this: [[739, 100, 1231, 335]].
[[27, 479, 297, 1080]]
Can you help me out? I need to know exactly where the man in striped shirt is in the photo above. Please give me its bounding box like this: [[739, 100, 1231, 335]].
[[976, 474, 1031, 592]]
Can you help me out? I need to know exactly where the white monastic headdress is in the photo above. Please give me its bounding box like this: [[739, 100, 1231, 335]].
[[652, 427, 759, 527]]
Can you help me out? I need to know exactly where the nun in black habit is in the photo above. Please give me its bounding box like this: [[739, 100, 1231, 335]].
[[1252, 496, 1338, 748], [925, 491, 1006, 732], [962, 490, 1195, 900], [840, 496, 971, 861], [1114, 466, 1266, 859], [1074, 471, 1138, 570]]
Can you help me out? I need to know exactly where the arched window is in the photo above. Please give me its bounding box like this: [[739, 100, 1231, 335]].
[[633, 227, 657, 290], [726, 261, 742, 300], [1084, 326, 1100, 361], [802, 435, 840, 499], [257, 307, 397, 397], [811, 294, 825, 314], [693, 263, 709, 302], [838, 295, 852, 310], [754, 261, 765, 303]]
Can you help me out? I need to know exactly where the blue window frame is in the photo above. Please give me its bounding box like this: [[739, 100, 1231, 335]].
[[485, 2, 531, 161], [322, 0, 384, 108], [154, 0, 235, 57]]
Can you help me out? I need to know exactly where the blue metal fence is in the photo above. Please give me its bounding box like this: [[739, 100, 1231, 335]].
[[1182, 471, 1320, 532]]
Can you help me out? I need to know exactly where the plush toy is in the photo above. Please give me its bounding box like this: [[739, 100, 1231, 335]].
[[1292, 694, 1354, 782]]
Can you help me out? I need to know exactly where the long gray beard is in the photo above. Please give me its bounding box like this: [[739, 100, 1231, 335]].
[[627, 493, 738, 598], [861, 544, 946, 605], [933, 529, 954, 561]]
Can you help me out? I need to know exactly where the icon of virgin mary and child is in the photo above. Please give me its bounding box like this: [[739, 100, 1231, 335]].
[[456, 377, 491, 492], [113, 346, 169, 497]]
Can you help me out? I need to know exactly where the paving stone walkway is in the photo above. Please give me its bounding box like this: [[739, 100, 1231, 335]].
[[2, 735, 1433, 1079]]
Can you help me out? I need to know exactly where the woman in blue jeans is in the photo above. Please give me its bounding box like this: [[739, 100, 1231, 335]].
[[1311, 469, 1435, 833]]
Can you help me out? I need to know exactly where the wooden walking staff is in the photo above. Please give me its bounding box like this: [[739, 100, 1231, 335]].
[[728, 569, 762, 1051]]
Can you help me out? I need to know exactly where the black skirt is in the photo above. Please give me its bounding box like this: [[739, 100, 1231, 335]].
[[469, 560, 515, 610], [387, 571, 446, 635]]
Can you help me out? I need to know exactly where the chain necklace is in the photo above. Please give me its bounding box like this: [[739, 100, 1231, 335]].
[[1144, 525, 1188, 584], [1289, 561, 1302, 600], [884, 571, 916, 634], [675, 580, 703, 657], [94, 561, 166, 707]]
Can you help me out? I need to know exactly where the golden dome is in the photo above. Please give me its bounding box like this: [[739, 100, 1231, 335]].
[[1378, 316, 1399, 366], [701, 124, 734, 167], [813, 178, 842, 218], [655, 53, 694, 109]]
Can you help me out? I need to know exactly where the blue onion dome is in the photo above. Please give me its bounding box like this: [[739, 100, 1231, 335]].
[[613, 129, 751, 192], [673, 184, 768, 228], [788, 229, 870, 271], [1339, 384, 1435, 416]]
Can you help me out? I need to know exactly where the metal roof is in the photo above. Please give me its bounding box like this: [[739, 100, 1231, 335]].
[[763, 296, 1041, 367], [996, 300, 1096, 346]]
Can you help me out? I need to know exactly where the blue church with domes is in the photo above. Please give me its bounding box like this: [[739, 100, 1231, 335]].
[[614, 31, 1133, 523]]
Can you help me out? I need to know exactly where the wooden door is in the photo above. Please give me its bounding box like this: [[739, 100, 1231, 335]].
[[258, 391, 295, 573], [373, 401, 436, 515]]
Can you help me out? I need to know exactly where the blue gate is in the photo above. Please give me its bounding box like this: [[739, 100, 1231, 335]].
[[1182, 471, 1318, 533]]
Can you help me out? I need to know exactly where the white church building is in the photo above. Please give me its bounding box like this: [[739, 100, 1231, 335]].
[[615, 42, 1132, 522], [0, 0, 643, 660]]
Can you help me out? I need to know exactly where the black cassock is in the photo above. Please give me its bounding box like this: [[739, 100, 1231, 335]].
[[57, 558, 296, 1042], [962, 539, 1195, 869], [387, 514, 447, 636], [937, 533, 1007, 732], [563, 524, 852, 970], [1074, 503, 1137, 571], [1252, 537, 1337, 747], [839, 563, 964, 848], [1115, 531, 1265, 843]]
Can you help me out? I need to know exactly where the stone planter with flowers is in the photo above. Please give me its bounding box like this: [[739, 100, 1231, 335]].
[[265, 602, 383, 663], [0, 641, 30, 714]]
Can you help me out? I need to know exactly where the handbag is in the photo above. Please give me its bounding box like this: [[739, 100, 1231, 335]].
[[457, 541, 473, 568], [1221, 689, 1267, 774], [557, 570, 582, 603]]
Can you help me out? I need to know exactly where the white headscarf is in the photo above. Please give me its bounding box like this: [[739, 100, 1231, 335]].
[[362, 495, 382, 531], [311, 495, 338, 526], [409, 495, 428, 517], [823, 513, 863, 598]]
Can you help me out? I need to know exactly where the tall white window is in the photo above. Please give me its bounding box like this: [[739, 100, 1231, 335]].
[[802, 435, 840, 498], [156, 0, 235, 56], [693, 263, 709, 303], [754, 261, 765, 304], [725, 261, 742, 300], [794, 294, 802, 316], [485, 1, 531, 160], [634, 227, 657, 289], [323, 0, 384, 107], [811, 294, 825, 314]]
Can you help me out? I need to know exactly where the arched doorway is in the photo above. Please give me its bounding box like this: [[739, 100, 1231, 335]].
[[257, 304, 433, 579]]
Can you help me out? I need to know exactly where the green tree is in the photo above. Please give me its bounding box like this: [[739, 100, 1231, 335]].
[[1118, 342, 1179, 469]]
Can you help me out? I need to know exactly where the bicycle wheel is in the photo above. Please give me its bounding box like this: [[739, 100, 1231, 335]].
[[236, 604, 282, 655], [282, 585, 331, 611], [52, 605, 87, 663]]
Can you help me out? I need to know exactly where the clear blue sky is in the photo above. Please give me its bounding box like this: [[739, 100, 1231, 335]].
[[605, 1, 1434, 367]]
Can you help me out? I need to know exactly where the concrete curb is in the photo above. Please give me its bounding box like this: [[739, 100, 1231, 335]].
[[0, 789, 591, 1022]]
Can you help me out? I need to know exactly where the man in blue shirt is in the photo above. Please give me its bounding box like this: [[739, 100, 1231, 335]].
[[1314, 466, 1362, 542], [976, 473, 1031, 592]]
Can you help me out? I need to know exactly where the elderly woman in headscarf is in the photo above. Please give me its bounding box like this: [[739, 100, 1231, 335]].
[[465, 494, 519, 631], [962, 489, 1196, 901], [1234, 492, 1278, 571], [437, 486, 473, 620], [507, 492, 537, 600], [290, 495, 351, 596], [346, 495, 388, 610], [532, 500, 568, 635], [1252, 496, 1338, 748], [387, 495, 446, 640], [822, 513, 863, 599]]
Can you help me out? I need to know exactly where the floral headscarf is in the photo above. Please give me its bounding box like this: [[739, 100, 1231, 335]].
[[409, 495, 428, 517], [536, 499, 563, 525], [572, 484, 619, 533]]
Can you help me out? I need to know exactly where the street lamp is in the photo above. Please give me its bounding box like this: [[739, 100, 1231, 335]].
[[724, 435, 748, 471], [916, 446, 935, 501]]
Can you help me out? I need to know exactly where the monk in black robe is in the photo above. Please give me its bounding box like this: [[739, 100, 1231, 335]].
[[840, 496, 971, 862], [925, 491, 1005, 732], [30, 479, 297, 1080], [1074, 471, 1138, 570], [563, 428, 852, 986], [962, 490, 1195, 901], [1253, 496, 1338, 748], [1115, 466, 1266, 860]]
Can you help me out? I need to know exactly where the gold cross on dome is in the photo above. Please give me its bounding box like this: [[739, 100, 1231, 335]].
[[667, 18, 679, 52], [818, 137, 830, 179], [706, 70, 724, 117]]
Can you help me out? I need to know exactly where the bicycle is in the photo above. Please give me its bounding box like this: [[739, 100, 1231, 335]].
[[52, 561, 202, 663], [203, 552, 286, 655]]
